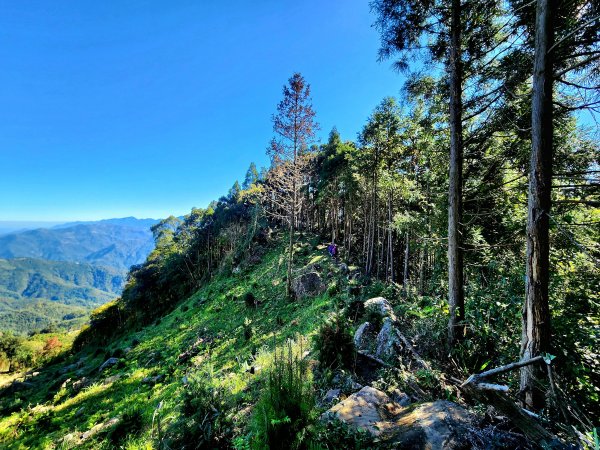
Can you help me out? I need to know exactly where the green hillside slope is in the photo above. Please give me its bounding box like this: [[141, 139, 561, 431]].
[[0, 237, 343, 448]]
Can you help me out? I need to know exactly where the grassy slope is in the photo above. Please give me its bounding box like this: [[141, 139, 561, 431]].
[[0, 237, 341, 449]]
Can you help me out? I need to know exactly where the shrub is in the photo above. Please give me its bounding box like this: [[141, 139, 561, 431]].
[[111, 348, 125, 358], [179, 371, 231, 448], [363, 307, 384, 330], [314, 315, 355, 371], [244, 292, 257, 308], [343, 298, 365, 322], [110, 407, 144, 444], [243, 318, 254, 341], [252, 340, 314, 450], [311, 419, 378, 449]]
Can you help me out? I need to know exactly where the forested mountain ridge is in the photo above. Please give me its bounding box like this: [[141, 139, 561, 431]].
[[0, 258, 125, 334], [0, 257, 124, 304], [0, 219, 156, 270], [0, 218, 154, 334]]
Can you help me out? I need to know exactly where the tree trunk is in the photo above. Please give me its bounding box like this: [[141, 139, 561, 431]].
[[403, 231, 410, 291], [388, 192, 394, 283], [447, 0, 465, 347], [521, 0, 554, 411]]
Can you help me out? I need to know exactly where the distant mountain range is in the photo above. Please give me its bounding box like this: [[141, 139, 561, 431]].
[[0, 217, 158, 270], [0, 217, 158, 334]]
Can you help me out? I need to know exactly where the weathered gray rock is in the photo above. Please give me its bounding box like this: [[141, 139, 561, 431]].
[[375, 317, 401, 360], [103, 374, 123, 385], [72, 377, 90, 393], [98, 357, 119, 372], [323, 388, 341, 404], [391, 400, 472, 449], [322, 387, 472, 449], [4, 380, 34, 394], [322, 386, 402, 437], [60, 363, 78, 374], [291, 271, 326, 299], [364, 297, 396, 321], [81, 417, 119, 441], [142, 374, 165, 385], [391, 389, 411, 407], [353, 321, 375, 351]]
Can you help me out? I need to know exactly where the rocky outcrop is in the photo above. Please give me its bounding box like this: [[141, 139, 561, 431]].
[[291, 271, 326, 299], [98, 357, 119, 372], [322, 386, 472, 449], [353, 321, 375, 350], [375, 317, 401, 360], [364, 296, 396, 321], [354, 297, 401, 362]]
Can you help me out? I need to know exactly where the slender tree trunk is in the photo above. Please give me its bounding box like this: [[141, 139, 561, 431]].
[[419, 247, 425, 295], [447, 0, 465, 347], [403, 231, 410, 291], [520, 0, 554, 411], [388, 192, 394, 282], [287, 125, 298, 298]]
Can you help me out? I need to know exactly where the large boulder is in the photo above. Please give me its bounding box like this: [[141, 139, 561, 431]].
[[322, 386, 472, 449], [98, 357, 119, 372], [364, 297, 396, 321], [353, 321, 375, 351], [322, 386, 402, 437], [391, 400, 472, 449], [375, 317, 402, 360], [292, 271, 326, 299]]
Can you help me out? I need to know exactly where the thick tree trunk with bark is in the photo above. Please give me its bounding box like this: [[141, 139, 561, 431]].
[[521, 0, 554, 411], [447, 0, 465, 346]]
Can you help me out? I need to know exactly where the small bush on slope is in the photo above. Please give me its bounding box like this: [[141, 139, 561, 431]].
[[177, 370, 232, 449], [252, 338, 315, 450], [313, 314, 355, 371]]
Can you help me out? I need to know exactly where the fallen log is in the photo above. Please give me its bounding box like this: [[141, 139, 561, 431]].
[[460, 356, 559, 446]]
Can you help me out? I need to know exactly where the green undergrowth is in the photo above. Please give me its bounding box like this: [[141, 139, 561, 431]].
[[0, 238, 343, 449]]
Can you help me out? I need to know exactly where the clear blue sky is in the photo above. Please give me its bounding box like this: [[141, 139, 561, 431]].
[[0, 0, 403, 221]]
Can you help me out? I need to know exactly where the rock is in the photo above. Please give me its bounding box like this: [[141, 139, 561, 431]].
[[103, 374, 123, 385], [142, 374, 165, 385], [323, 388, 341, 404], [391, 400, 471, 449], [353, 322, 375, 350], [322, 387, 472, 449], [98, 357, 119, 372], [233, 266, 241, 274], [291, 272, 326, 299], [364, 297, 396, 321], [375, 317, 401, 360], [350, 380, 364, 391], [60, 363, 78, 374], [322, 386, 403, 437], [339, 263, 349, 274], [81, 417, 119, 441], [391, 389, 411, 407], [5, 380, 34, 394], [123, 347, 132, 355], [72, 377, 90, 393], [75, 406, 86, 417]]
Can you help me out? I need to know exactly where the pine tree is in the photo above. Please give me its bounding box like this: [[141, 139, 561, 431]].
[[264, 73, 318, 298]]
